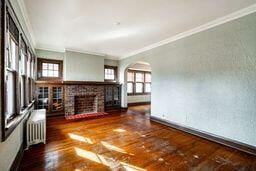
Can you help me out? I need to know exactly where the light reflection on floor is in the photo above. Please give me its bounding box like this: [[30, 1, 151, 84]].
[[68, 133, 94, 144], [74, 147, 145, 171], [113, 128, 127, 133]]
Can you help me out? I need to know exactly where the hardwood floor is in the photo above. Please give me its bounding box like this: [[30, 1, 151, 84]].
[[128, 105, 151, 115], [20, 108, 256, 170]]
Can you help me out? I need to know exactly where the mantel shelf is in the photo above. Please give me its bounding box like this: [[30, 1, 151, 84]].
[[36, 80, 121, 85]]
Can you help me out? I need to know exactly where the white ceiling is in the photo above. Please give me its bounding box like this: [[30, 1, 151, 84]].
[[21, 0, 256, 59]]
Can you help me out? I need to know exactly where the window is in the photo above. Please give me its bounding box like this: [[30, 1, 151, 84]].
[[2, 5, 37, 141], [104, 65, 117, 82], [127, 70, 151, 95], [4, 14, 19, 124], [20, 38, 28, 109], [37, 58, 63, 80], [127, 83, 133, 93], [42, 63, 59, 77]]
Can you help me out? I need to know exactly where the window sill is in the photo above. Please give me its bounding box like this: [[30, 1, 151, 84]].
[[5, 100, 34, 129], [104, 79, 117, 82]]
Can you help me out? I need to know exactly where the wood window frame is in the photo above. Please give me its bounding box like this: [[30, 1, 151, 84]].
[[104, 65, 117, 82], [144, 72, 151, 93], [127, 69, 151, 96], [37, 58, 63, 81], [1, 1, 36, 141]]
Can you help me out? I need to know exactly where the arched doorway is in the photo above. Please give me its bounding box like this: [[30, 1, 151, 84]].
[[123, 61, 151, 115]]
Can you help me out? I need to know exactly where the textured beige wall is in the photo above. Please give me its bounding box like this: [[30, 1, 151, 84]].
[[119, 12, 256, 147]]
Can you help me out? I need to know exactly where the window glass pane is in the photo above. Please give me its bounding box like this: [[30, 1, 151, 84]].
[[127, 83, 133, 93], [145, 73, 151, 82], [53, 70, 59, 77], [27, 58, 30, 76], [48, 70, 54, 77], [127, 72, 134, 82], [135, 83, 143, 93], [6, 71, 15, 119], [42, 63, 48, 69], [42, 62, 60, 78], [145, 83, 151, 93], [54, 64, 59, 70], [42, 70, 48, 77], [48, 63, 53, 70], [20, 76, 25, 108], [136, 72, 144, 82], [105, 68, 115, 80], [10, 39, 17, 70], [20, 52, 26, 75]]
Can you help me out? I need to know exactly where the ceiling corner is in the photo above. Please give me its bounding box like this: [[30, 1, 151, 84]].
[[17, 0, 37, 48]]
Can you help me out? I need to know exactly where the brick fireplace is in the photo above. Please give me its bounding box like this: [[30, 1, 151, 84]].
[[75, 95, 98, 114], [64, 85, 104, 116]]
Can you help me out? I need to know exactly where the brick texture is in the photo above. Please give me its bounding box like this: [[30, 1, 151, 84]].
[[64, 85, 104, 116]]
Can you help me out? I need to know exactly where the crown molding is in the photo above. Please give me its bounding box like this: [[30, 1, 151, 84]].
[[121, 3, 256, 59], [19, 1, 256, 61], [36, 47, 120, 60], [65, 48, 106, 57], [65, 48, 119, 60], [17, 0, 36, 48], [36, 46, 66, 53]]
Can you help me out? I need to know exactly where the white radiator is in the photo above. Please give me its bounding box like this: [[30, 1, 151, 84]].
[[27, 109, 46, 146]]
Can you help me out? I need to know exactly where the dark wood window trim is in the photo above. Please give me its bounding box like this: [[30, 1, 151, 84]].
[[127, 69, 151, 96], [104, 65, 117, 82], [1, 1, 36, 141], [37, 58, 63, 81]]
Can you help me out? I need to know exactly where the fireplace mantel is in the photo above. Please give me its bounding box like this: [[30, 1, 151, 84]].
[[36, 80, 120, 85]]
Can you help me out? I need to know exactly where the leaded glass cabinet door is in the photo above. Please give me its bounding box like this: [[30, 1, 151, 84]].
[[104, 84, 121, 111], [37, 86, 49, 112], [113, 85, 120, 106], [105, 86, 113, 107], [51, 86, 63, 112]]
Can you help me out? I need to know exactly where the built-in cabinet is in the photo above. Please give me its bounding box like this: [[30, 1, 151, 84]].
[[36, 84, 64, 115], [105, 84, 121, 111], [36, 82, 121, 115]]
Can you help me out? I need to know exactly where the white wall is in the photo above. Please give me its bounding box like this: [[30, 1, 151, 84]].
[[104, 59, 118, 66], [36, 49, 111, 81], [128, 95, 151, 104], [0, 109, 32, 171], [64, 50, 104, 81], [119, 12, 256, 147], [36, 49, 64, 60]]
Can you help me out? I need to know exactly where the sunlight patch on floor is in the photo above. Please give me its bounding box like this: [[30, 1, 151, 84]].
[[113, 128, 127, 133], [74, 147, 145, 171], [68, 133, 93, 144], [101, 141, 132, 155]]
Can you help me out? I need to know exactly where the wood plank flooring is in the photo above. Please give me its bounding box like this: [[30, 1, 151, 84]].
[[128, 105, 151, 115], [20, 106, 256, 170]]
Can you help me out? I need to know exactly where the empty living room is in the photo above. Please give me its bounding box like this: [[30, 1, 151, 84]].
[[0, 0, 256, 170]]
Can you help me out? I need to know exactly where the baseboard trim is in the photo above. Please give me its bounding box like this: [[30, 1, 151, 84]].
[[10, 143, 24, 171], [150, 116, 256, 156], [128, 102, 150, 107]]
